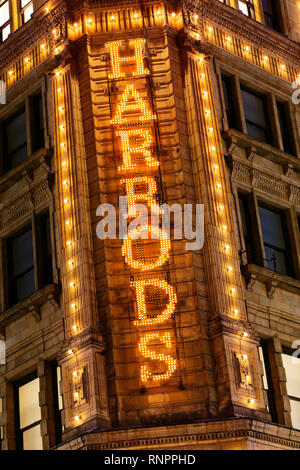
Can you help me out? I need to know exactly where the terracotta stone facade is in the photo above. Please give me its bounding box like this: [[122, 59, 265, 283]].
[[0, 0, 299, 450]]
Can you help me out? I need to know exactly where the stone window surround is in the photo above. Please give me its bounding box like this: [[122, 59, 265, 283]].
[[0, 82, 48, 177], [218, 67, 300, 159]]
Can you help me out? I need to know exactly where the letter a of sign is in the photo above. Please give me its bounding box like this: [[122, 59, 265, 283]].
[[111, 83, 156, 125]]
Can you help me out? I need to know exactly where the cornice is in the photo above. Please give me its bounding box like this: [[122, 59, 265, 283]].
[[183, 0, 300, 66], [60, 418, 300, 449]]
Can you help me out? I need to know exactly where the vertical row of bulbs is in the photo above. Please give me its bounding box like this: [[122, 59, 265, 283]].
[[199, 57, 255, 407], [199, 57, 240, 319], [55, 71, 82, 423]]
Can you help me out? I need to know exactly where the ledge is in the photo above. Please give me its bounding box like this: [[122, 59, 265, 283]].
[[241, 264, 300, 298], [223, 129, 300, 173], [56, 417, 300, 450], [0, 148, 53, 193], [0, 283, 61, 328]]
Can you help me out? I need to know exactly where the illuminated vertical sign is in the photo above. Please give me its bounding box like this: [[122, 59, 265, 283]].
[[106, 39, 177, 385]]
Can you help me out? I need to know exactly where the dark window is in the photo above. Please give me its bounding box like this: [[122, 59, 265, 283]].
[[238, 194, 257, 264], [8, 227, 35, 305], [14, 373, 42, 450], [39, 212, 53, 287], [259, 341, 278, 423], [31, 94, 45, 153], [3, 109, 27, 171], [258, 204, 293, 276], [222, 75, 237, 129], [241, 88, 271, 144], [277, 101, 294, 155], [262, 0, 281, 32], [297, 216, 300, 232]]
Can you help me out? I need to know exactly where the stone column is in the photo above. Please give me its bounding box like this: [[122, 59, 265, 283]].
[[182, 37, 268, 419], [51, 60, 110, 439]]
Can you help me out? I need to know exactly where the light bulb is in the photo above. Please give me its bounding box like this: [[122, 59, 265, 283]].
[[68, 349, 73, 355]]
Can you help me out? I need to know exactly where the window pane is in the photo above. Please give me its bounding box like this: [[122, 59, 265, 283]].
[[21, 0, 31, 7], [16, 268, 35, 301], [282, 354, 300, 399], [277, 102, 293, 155], [264, 246, 287, 275], [238, 1, 249, 16], [259, 206, 286, 249], [18, 378, 41, 429], [246, 122, 267, 143], [23, 424, 43, 450], [258, 346, 269, 390], [24, 3, 33, 23], [290, 400, 300, 430], [241, 89, 266, 128], [5, 110, 27, 154], [56, 367, 63, 411], [2, 23, 10, 40], [0, 1, 9, 27], [11, 229, 34, 277]]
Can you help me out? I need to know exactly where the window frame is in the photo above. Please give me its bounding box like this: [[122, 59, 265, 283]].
[[0, 89, 46, 176], [0, 0, 11, 43], [14, 372, 42, 450], [19, 0, 33, 26], [1, 208, 54, 310], [219, 70, 299, 158]]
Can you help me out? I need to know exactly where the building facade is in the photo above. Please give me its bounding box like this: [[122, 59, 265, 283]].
[[0, 0, 300, 451]]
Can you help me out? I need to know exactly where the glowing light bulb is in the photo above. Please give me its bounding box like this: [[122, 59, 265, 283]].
[[66, 240, 72, 246], [243, 354, 248, 359], [222, 225, 227, 230], [64, 198, 69, 204], [70, 282, 75, 287], [71, 304, 76, 309], [233, 309, 239, 315], [24, 57, 29, 63], [68, 349, 73, 355], [111, 15, 115, 21], [205, 110, 211, 116], [226, 36, 231, 43], [201, 73, 205, 78], [72, 325, 78, 331], [66, 220, 71, 226], [243, 332, 248, 337], [58, 106, 63, 111], [87, 18, 92, 23], [230, 288, 236, 294], [227, 266, 233, 272], [263, 55, 268, 61], [171, 12, 176, 17], [68, 260, 74, 266], [249, 398, 255, 405], [194, 14, 198, 20], [52, 29, 56, 35], [281, 64, 286, 70], [203, 91, 208, 97], [244, 46, 250, 52], [134, 13, 138, 18], [73, 371, 78, 377], [196, 33, 200, 39], [246, 375, 251, 382], [41, 44, 45, 50], [45, 7, 49, 13], [213, 165, 219, 171], [74, 392, 79, 398], [219, 205, 224, 211], [8, 70, 13, 76], [57, 88, 62, 93], [207, 26, 212, 32], [225, 245, 230, 251], [75, 415, 80, 421], [74, 23, 78, 28], [156, 10, 161, 16]]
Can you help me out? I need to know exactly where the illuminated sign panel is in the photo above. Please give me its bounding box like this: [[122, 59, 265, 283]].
[[106, 38, 177, 386]]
